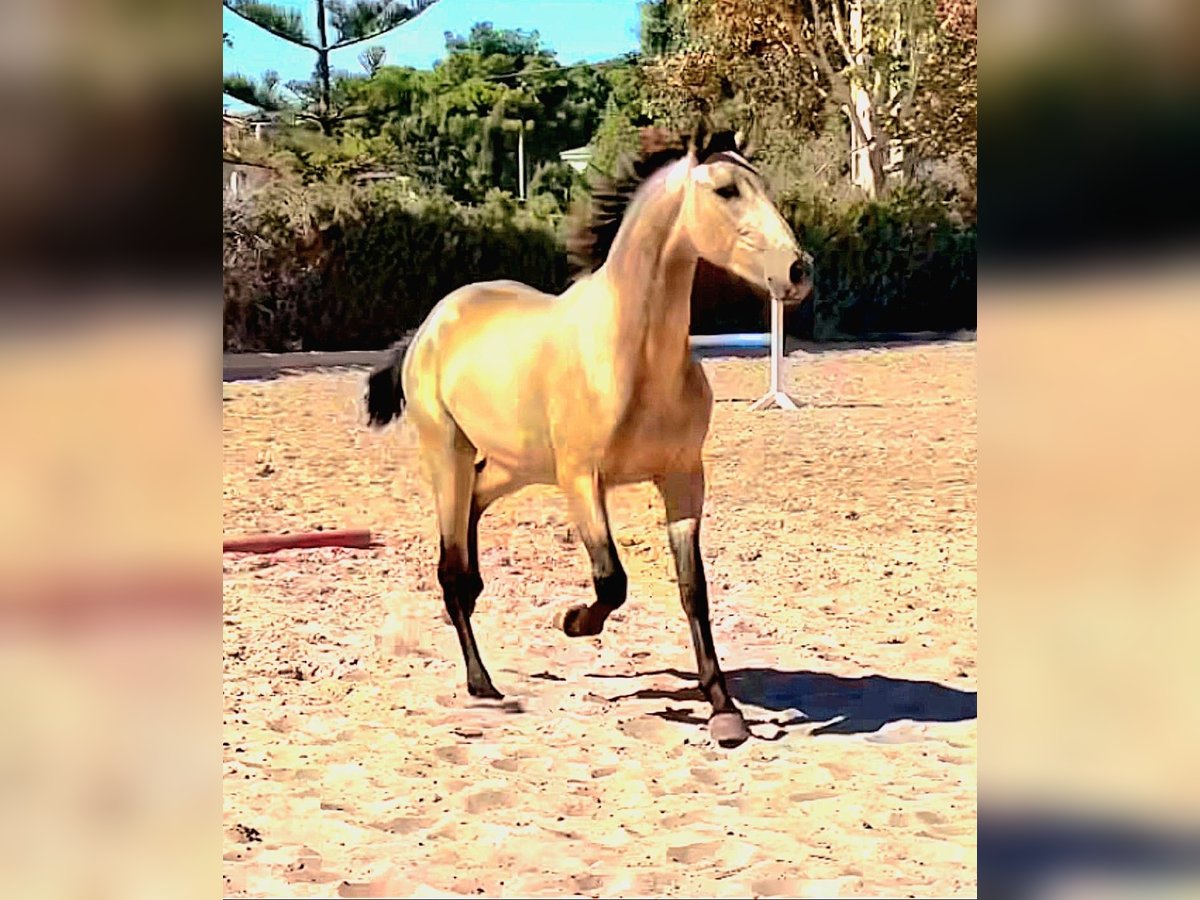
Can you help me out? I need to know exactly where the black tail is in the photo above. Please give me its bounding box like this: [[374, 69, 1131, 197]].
[[366, 346, 406, 428]]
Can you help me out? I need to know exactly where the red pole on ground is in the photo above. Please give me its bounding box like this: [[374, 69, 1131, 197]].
[[222, 529, 374, 553]]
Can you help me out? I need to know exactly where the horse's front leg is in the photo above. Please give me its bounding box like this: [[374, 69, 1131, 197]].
[[656, 466, 749, 748], [557, 467, 627, 637]]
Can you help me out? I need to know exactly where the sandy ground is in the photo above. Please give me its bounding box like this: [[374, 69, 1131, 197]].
[[222, 341, 977, 898]]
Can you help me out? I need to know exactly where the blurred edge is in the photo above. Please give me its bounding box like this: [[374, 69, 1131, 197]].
[[968, 0, 1199, 895], [0, 2, 222, 900], [0, 0, 216, 295], [979, 261, 1200, 897], [981, 0, 1200, 271]]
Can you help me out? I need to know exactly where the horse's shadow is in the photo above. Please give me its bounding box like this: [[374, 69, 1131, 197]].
[[594, 666, 977, 736]]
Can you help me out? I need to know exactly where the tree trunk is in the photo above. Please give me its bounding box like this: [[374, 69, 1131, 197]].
[[847, 0, 886, 198], [847, 89, 885, 198], [315, 0, 333, 136]]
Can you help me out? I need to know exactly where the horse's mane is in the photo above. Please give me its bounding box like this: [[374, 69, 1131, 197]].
[[566, 126, 743, 278]]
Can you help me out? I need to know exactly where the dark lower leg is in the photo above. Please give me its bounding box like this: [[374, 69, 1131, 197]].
[[438, 540, 499, 699], [558, 469, 626, 638], [562, 534, 627, 637], [670, 523, 736, 715], [464, 502, 482, 618]]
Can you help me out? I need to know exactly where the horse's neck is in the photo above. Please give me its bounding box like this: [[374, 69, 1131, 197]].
[[597, 176, 696, 387]]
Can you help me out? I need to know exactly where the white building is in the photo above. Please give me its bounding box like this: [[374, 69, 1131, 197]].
[[559, 146, 593, 174]]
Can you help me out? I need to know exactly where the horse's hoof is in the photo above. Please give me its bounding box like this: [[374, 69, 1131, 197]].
[[468, 683, 504, 700], [709, 711, 750, 748], [559, 604, 602, 637]]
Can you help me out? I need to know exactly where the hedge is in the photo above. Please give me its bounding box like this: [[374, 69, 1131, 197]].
[[223, 181, 975, 352], [784, 189, 977, 339]]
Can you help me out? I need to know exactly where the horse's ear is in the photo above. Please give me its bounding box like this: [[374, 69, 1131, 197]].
[[688, 118, 709, 160], [735, 128, 758, 160], [736, 113, 760, 159]]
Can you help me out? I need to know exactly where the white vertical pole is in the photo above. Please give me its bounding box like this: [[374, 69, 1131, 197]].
[[750, 296, 805, 411], [770, 297, 782, 394]]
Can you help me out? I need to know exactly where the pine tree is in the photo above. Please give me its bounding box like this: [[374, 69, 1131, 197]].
[[222, 0, 437, 134]]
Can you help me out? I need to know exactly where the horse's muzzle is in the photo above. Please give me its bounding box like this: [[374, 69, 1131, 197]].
[[788, 253, 814, 287], [768, 252, 814, 305], [789, 282, 813, 305], [769, 278, 813, 306]]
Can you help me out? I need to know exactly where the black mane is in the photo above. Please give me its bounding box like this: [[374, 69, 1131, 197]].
[[566, 127, 744, 278]]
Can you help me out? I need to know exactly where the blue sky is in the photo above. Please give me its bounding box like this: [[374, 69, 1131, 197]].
[[223, 0, 644, 112]]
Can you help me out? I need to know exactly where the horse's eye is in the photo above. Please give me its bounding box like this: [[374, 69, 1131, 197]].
[[714, 183, 740, 200]]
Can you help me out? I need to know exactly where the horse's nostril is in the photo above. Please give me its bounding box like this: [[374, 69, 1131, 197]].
[[788, 258, 810, 285]]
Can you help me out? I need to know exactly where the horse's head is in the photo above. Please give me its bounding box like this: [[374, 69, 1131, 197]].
[[675, 125, 813, 304]]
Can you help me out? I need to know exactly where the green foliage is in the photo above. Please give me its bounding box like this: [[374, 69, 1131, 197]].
[[329, 25, 611, 203], [443, 22, 552, 67], [328, 0, 431, 45], [528, 161, 585, 213], [224, 1, 310, 45], [224, 178, 975, 351], [225, 0, 435, 50], [224, 181, 569, 351], [223, 71, 290, 112], [589, 97, 642, 177], [601, 59, 653, 126], [359, 45, 386, 76], [262, 129, 379, 182], [225, 0, 440, 134], [640, 0, 688, 57], [784, 187, 976, 339]]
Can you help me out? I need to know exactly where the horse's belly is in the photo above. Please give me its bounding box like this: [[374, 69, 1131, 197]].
[[603, 422, 703, 482], [603, 443, 691, 483]]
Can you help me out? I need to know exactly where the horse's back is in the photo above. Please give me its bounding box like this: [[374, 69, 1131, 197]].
[[415, 279, 558, 367]]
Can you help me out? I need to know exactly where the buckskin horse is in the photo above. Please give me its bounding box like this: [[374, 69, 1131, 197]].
[[366, 124, 812, 747]]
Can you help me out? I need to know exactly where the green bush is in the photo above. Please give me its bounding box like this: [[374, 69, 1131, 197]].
[[527, 161, 587, 213], [224, 180, 568, 351], [223, 179, 975, 352], [784, 188, 977, 340]]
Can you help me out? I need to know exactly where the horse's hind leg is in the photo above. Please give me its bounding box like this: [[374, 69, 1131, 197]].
[[425, 437, 501, 700], [466, 459, 530, 617], [556, 468, 627, 637]]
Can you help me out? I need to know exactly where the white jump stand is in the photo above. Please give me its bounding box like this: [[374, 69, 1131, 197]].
[[749, 297, 805, 411]]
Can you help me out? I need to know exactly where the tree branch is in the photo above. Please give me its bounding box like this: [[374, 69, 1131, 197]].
[[826, 0, 856, 69], [802, 68, 830, 99], [222, 1, 317, 50], [871, 66, 888, 111], [792, 0, 852, 110], [891, 74, 918, 126], [330, 0, 440, 51], [223, 155, 277, 170], [894, 45, 922, 123], [840, 101, 876, 154]]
